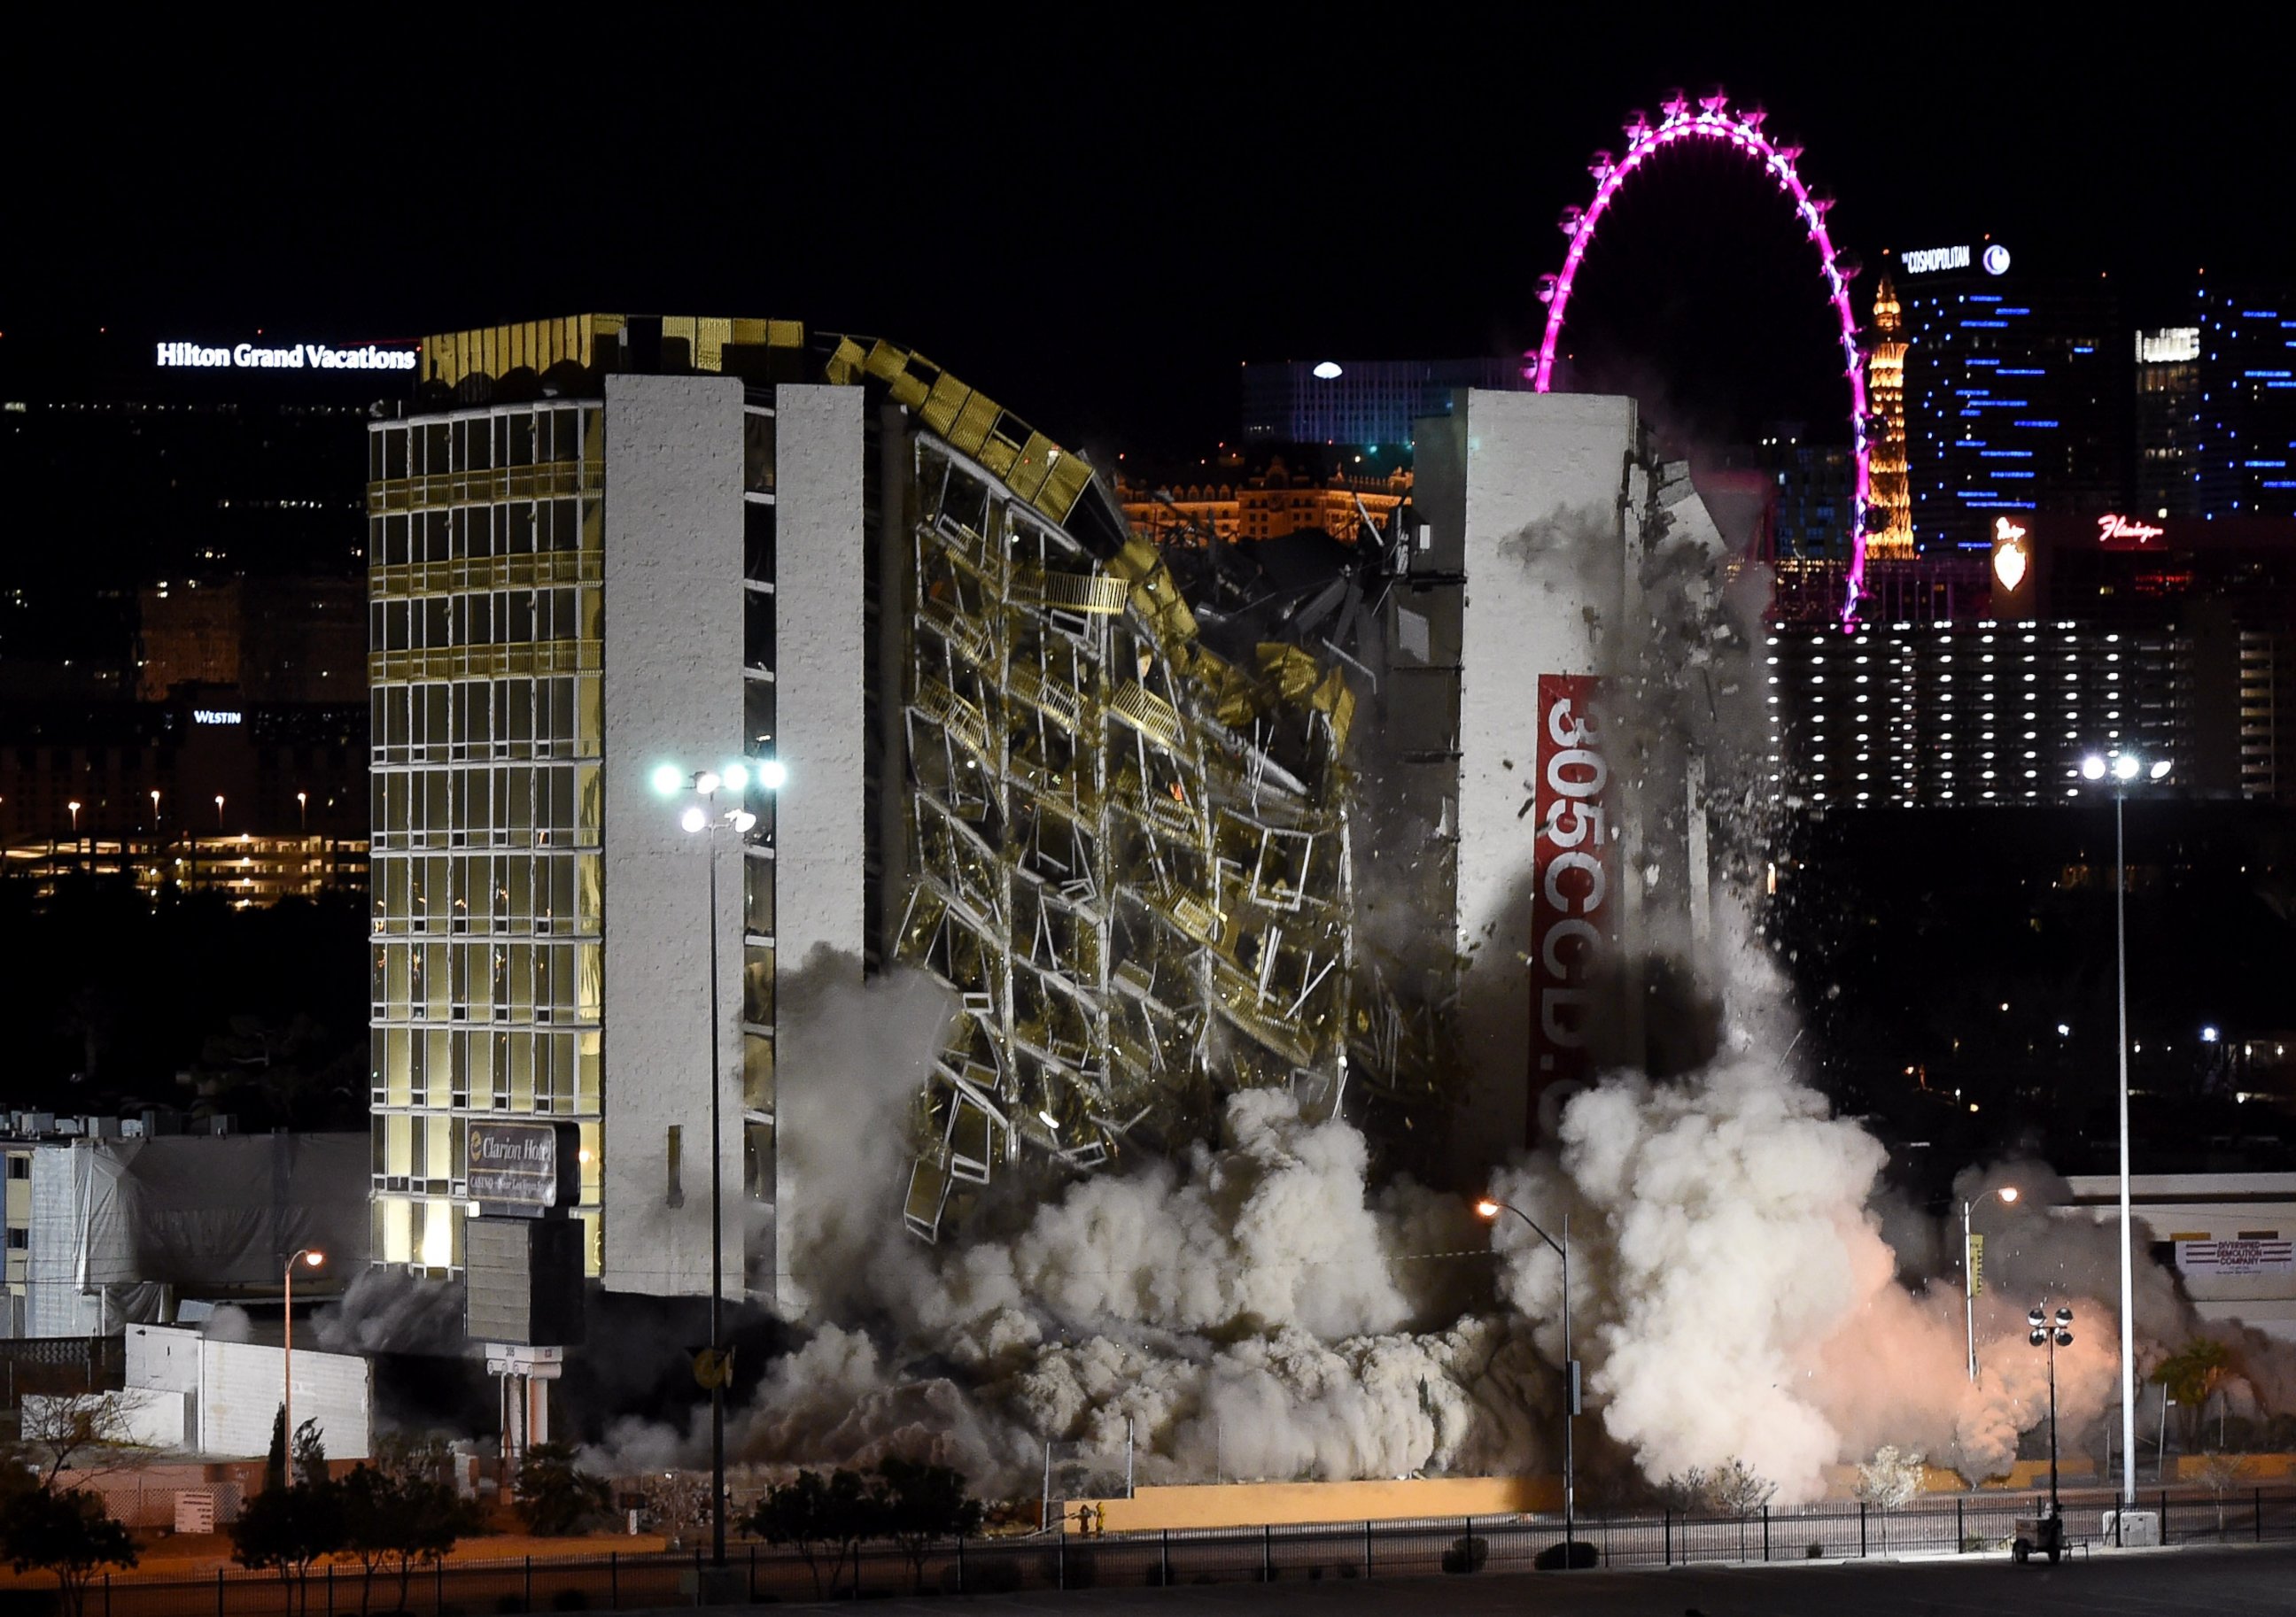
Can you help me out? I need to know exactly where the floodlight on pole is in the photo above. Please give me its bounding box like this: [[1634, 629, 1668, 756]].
[[653, 758, 780, 1569], [2077, 746, 2170, 1508], [2027, 1304, 2075, 1529], [756, 759, 787, 791]]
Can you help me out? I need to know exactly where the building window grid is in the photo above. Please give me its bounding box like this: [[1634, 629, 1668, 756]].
[[1768, 620, 2185, 807], [367, 403, 609, 1273]]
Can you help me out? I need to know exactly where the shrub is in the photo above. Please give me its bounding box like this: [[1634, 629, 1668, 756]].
[[511, 1446, 609, 1538], [1440, 1535, 1488, 1574]]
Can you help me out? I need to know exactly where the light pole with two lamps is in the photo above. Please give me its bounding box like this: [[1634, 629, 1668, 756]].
[[2080, 747, 2168, 1513], [1475, 1197, 1580, 1567], [1963, 1185, 2019, 1381], [283, 1248, 325, 1477], [651, 756, 784, 1568]]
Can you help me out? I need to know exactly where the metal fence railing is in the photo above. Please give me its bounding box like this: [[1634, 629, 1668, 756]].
[[35, 1483, 2296, 1616]]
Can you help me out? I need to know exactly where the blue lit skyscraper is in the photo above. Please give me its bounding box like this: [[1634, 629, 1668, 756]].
[[1896, 242, 2128, 551], [2192, 282, 2296, 518], [1239, 358, 1524, 448]]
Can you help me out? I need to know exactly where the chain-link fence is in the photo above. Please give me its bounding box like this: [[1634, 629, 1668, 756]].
[[35, 1483, 2296, 1616]]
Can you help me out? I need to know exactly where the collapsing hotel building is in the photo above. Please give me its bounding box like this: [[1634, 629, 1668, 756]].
[[365, 316, 1459, 1314]]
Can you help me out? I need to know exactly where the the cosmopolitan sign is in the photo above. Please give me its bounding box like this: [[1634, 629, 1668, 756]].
[[1902, 243, 2011, 276], [157, 340, 416, 372], [1901, 244, 1971, 275]]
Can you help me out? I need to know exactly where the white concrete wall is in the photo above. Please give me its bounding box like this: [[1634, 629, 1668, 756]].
[[124, 1325, 370, 1458], [196, 1337, 370, 1459], [1441, 390, 1635, 1159], [768, 385, 869, 1312], [126, 1323, 202, 1394], [599, 374, 748, 1299]]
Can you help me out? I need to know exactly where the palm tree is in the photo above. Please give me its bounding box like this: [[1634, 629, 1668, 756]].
[[2152, 1338, 2235, 1453]]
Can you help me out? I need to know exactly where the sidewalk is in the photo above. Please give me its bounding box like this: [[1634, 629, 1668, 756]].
[[0, 1530, 672, 1588]]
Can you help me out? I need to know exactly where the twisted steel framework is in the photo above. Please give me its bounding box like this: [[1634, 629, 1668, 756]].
[[1528, 89, 1872, 625]]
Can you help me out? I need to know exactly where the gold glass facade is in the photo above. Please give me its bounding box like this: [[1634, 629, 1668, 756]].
[[366, 405, 608, 1276]]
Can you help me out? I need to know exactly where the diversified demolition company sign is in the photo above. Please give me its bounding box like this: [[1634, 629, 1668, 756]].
[[156, 340, 416, 371], [2176, 1237, 2295, 1278]]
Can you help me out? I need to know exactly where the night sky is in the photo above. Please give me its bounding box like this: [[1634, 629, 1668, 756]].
[[9, 18, 2290, 460]]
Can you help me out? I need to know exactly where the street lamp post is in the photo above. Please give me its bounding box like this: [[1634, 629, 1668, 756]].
[[2081, 748, 2169, 1511], [1963, 1185, 2019, 1382], [653, 759, 777, 1569], [282, 1248, 324, 1477], [1476, 1197, 1578, 1567]]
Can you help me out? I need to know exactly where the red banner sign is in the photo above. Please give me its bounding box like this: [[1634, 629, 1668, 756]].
[[1527, 674, 1610, 1141]]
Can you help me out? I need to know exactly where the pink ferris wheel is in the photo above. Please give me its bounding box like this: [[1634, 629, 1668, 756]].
[[1528, 89, 1872, 625]]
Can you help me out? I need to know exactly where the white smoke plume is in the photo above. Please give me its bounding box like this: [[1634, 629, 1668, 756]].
[[586, 478, 2295, 1505], [604, 956, 2292, 1505]]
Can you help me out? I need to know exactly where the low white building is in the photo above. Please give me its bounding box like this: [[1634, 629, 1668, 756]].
[[2064, 1172, 2296, 1342], [112, 1324, 372, 1459]]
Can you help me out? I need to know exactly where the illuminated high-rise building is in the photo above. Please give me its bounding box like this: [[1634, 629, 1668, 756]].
[[1239, 358, 1524, 448], [1897, 241, 2129, 552], [1865, 275, 1913, 560], [2135, 325, 2200, 519], [2192, 283, 2296, 518]]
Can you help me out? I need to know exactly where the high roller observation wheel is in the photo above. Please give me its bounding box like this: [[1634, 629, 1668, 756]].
[[1527, 89, 1873, 626]]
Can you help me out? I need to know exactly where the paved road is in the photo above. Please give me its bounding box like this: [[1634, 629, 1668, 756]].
[[746, 1543, 2296, 1615]]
